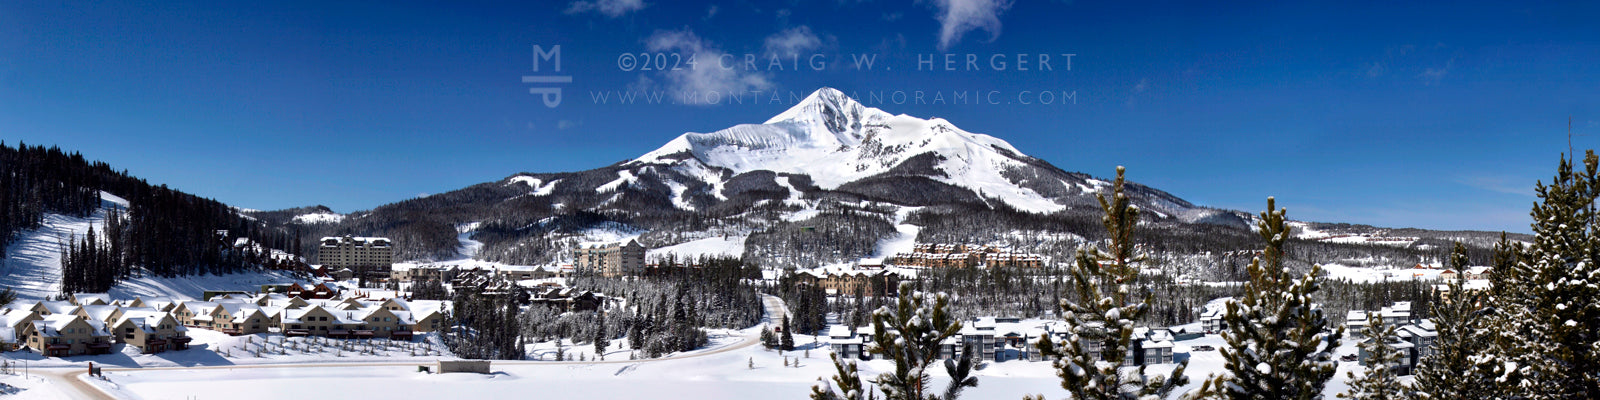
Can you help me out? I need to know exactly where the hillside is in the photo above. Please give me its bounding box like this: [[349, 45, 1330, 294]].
[[0, 143, 308, 298], [266, 88, 1525, 277]]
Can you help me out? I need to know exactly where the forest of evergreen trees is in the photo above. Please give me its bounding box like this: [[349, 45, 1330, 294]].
[[443, 256, 764, 360], [0, 142, 300, 293]]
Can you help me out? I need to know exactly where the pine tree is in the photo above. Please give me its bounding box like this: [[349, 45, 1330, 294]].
[[1471, 151, 1600, 399], [593, 314, 610, 360], [782, 316, 797, 352], [864, 281, 970, 400], [1036, 166, 1187, 400], [1411, 242, 1487, 399], [1338, 312, 1405, 400], [812, 352, 870, 400], [1188, 197, 1342, 400]]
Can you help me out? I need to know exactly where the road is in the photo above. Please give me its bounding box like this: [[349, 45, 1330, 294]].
[[44, 293, 789, 400]]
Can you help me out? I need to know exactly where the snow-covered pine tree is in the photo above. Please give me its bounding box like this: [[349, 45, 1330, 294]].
[[1458, 233, 1530, 398], [1338, 311, 1404, 400], [866, 281, 968, 400], [1187, 197, 1342, 400], [1474, 151, 1600, 399], [1034, 166, 1188, 400], [593, 314, 610, 360], [812, 352, 872, 400], [1411, 242, 1487, 399]]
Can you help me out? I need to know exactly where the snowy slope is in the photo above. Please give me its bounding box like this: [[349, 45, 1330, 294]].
[[647, 235, 748, 259], [1, 191, 312, 301], [1, 192, 126, 299], [630, 87, 1073, 213], [291, 212, 345, 224]]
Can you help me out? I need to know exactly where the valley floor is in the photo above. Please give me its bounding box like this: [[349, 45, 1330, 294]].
[[2, 323, 1372, 400]]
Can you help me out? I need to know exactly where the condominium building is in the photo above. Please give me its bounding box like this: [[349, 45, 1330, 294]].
[[316, 235, 394, 281], [574, 240, 646, 277]]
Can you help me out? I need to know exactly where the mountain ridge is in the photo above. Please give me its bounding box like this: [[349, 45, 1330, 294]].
[[263, 88, 1518, 276]]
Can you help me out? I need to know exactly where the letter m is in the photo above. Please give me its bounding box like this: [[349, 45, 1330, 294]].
[[533, 45, 561, 72]]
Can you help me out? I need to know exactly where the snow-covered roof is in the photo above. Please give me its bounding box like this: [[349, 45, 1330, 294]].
[[71, 293, 111, 305], [39, 301, 80, 315], [32, 314, 110, 338], [827, 325, 853, 339], [78, 305, 121, 322]]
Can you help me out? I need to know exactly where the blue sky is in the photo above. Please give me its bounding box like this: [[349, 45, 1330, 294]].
[[2, 1, 1596, 233]]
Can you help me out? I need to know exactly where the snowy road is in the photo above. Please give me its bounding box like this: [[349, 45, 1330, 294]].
[[45, 294, 788, 399]]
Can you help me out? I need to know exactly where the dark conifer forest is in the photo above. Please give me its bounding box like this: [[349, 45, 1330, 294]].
[[1, 142, 299, 293]]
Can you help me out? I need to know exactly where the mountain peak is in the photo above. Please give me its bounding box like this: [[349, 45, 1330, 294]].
[[763, 87, 876, 126]]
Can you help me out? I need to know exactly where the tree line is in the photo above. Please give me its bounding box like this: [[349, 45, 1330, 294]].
[[1, 142, 300, 293]]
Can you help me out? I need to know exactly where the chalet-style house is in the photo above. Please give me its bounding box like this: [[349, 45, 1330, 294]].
[[112, 310, 190, 354], [22, 314, 114, 357]]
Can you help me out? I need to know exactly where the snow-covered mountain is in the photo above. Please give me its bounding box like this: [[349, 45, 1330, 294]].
[[631, 88, 1105, 214], [535, 87, 1202, 217], [284, 88, 1273, 267]]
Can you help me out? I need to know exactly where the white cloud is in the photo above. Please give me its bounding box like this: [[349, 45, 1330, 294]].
[[558, 120, 581, 130], [1133, 78, 1149, 93], [764, 26, 822, 57], [564, 0, 646, 18], [1420, 58, 1453, 84], [1457, 175, 1533, 197], [930, 0, 1014, 50], [704, 4, 719, 20], [642, 29, 773, 103]]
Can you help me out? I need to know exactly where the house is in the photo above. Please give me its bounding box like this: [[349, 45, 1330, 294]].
[[69, 293, 111, 306], [1359, 331, 1418, 376], [350, 306, 416, 339], [827, 325, 870, 360], [35, 301, 81, 317], [1200, 307, 1226, 333], [1466, 266, 1493, 280], [1346, 311, 1370, 338], [171, 301, 219, 327], [111, 311, 190, 354], [0, 309, 42, 351], [959, 317, 1000, 362], [528, 289, 606, 312], [281, 306, 339, 337], [1136, 328, 1176, 365], [127, 297, 179, 312], [279, 304, 416, 340], [497, 265, 563, 281], [210, 304, 273, 335], [254, 293, 309, 309], [22, 314, 113, 357], [284, 282, 340, 300], [1438, 269, 1463, 281], [413, 309, 446, 333]]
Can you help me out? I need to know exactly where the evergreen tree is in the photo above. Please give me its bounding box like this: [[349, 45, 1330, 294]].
[[782, 316, 797, 351], [864, 281, 970, 400], [812, 352, 870, 400], [1338, 312, 1405, 400], [1411, 242, 1488, 399], [1189, 197, 1342, 400], [761, 326, 778, 349], [1471, 151, 1600, 399], [593, 314, 610, 360], [1035, 166, 1187, 400]]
